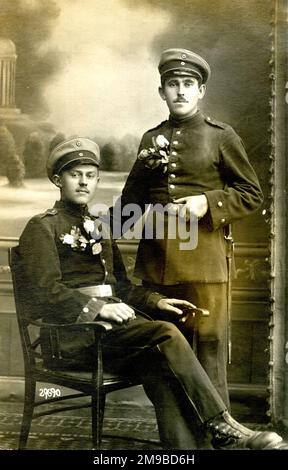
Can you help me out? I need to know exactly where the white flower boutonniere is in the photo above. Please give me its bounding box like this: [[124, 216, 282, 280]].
[[62, 234, 75, 245], [60, 226, 89, 251], [60, 218, 102, 255], [83, 217, 95, 234], [138, 134, 170, 173]]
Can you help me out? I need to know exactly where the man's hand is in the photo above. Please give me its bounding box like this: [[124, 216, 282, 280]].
[[157, 298, 196, 317], [99, 303, 136, 324], [173, 194, 208, 220]]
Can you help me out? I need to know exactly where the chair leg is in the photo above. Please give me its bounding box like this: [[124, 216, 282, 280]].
[[19, 377, 36, 450], [91, 391, 106, 449]]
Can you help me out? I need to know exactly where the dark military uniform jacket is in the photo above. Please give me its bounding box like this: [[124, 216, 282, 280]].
[[118, 111, 263, 285], [18, 200, 163, 355]]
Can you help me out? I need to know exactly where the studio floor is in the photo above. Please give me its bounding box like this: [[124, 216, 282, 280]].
[[0, 392, 285, 452], [0, 400, 160, 451]]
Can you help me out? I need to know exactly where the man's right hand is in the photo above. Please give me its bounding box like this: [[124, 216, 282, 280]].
[[99, 303, 136, 324], [173, 194, 208, 220]]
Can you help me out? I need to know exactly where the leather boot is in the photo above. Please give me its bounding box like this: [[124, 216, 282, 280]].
[[207, 411, 283, 450]]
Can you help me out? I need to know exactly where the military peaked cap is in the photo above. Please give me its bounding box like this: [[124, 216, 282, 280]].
[[47, 137, 100, 181], [158, 48, 211, 84]]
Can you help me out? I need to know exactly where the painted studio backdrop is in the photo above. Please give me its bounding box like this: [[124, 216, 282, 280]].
[[0, 0, 286, 436]]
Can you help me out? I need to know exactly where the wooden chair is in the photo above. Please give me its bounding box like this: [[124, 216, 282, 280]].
[[9, 246, 144, 450]]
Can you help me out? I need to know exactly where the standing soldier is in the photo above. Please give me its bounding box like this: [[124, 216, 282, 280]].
[[113, 48, 264, 409]]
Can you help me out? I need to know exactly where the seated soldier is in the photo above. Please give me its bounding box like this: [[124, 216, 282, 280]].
[[18, 137, 284, 450]]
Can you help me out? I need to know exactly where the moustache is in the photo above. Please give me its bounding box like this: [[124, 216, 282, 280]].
[[174, 99, 188, 103]]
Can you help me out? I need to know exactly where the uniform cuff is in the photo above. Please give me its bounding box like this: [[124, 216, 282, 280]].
[[146, 292, 166, 310], [204, 190, 228, 231], [76, 298, 107, 323]]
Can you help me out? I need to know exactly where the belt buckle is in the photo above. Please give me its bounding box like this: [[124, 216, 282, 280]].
[[96, 285, 113, 297]]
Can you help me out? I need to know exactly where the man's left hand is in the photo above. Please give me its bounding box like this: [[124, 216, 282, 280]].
[[157, 298, 196, 317]]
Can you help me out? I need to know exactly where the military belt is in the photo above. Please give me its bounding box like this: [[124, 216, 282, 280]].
[[77, 284, 114, 297]]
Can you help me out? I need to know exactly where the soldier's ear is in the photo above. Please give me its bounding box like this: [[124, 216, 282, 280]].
[[198, 84, 206, 100], [52, 174, 62, 188], [159, 87, 166, 101]]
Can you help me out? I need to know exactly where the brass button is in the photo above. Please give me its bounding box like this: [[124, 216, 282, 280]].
[[173, 141, 179, 145], [171, 151, 177, 156], [220, 218, 226, 223], [176, 130, 181, 135], [170, 174, 176, 178], [217, 201, 223, 207], [169, 184, 175, 189], [171, 163, 177, 168]]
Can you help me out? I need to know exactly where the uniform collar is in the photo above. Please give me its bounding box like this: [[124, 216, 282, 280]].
[[54, 199, 90, 217], [169, 110, 204, 128]]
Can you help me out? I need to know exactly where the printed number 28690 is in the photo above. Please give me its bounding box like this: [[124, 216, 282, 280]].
[[39, 388, 61, 399]]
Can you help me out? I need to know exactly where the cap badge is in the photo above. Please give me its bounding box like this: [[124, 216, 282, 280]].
[[181, 53, 187, 59], [76, 140, 81, 147], [79, 152, 83, 156]]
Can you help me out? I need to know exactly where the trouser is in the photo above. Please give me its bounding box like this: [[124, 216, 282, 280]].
[[45, 313, 226, 449], [142, 282, 230, 409], [101, 315, 226, 449]]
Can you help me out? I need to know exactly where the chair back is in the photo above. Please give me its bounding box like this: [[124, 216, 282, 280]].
[[9, 248, 153, 450], [9, 246, 43, 371]]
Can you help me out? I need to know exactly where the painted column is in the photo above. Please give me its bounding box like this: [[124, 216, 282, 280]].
[[0, 55, 17, 107], [0, 38, 17, 110]]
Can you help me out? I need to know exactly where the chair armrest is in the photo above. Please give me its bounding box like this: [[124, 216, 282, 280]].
[[28, 319, 109, 335], [27, 319, 110, 363]]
